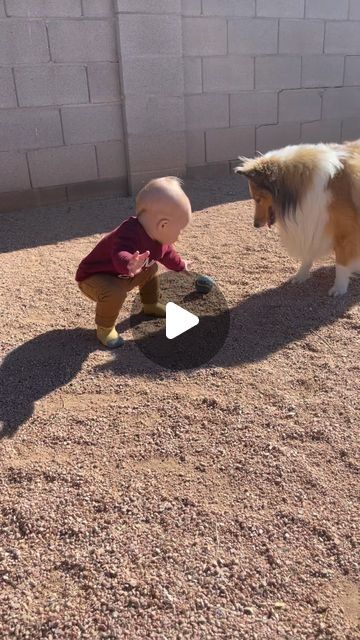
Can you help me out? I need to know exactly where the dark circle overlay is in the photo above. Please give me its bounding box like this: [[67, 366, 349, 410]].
[[130, 271, 230, 371]]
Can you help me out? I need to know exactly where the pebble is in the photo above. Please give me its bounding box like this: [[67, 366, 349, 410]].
[[244, 607, 254, 615]]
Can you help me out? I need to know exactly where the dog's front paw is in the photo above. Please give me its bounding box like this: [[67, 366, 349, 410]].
[[291, 270, 310, 284], [328, 283, 348, 297]]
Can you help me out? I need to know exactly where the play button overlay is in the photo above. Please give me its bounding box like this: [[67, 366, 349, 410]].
[[130, 270, 230, 370], [166, 302, 199, 339]]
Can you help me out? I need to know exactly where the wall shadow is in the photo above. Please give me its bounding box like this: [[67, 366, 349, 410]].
[[0, 197, 132, 255], [1, 176, 249, 254]]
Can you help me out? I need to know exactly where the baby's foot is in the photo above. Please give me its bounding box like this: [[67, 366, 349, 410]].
[[142, 302, 166, 317], [96, 325, 124, 348]]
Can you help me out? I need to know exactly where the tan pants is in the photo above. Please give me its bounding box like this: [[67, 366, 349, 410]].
[[78, 262, 160, 327]]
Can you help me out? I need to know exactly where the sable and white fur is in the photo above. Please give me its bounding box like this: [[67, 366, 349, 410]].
[[234, 141, 360, 296]]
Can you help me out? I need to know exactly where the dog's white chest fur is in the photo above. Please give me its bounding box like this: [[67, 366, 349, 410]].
[[277, 188, 332, 262], [274, 146, 344, 263]]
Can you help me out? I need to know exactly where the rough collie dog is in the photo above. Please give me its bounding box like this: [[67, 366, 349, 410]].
[[234, 141, 360, 295]]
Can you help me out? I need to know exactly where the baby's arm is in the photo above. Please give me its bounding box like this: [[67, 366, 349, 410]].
[[111, 227, 146, 276], [159, 245, 187, 272]]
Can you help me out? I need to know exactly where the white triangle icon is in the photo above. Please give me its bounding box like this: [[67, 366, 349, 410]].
[[166, 302, 199, 340]]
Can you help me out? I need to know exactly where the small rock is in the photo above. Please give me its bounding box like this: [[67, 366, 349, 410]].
[[244, 607, 254, 615], [123, 579, 137, 592], [195, 463, 206, 472], [128, 596, 140, 608]]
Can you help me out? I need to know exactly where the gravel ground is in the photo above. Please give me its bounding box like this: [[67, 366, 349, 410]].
[[0, 177, 359, 639]]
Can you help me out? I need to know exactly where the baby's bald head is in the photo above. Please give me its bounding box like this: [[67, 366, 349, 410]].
[[136, 177, 192, 245]]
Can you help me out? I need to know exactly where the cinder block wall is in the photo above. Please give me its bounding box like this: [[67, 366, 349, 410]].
[[1, 0, 360, 210], [0, 0, 127, 210], [183, 0, 360, 178]]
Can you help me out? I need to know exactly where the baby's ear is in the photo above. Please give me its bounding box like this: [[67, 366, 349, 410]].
[[158, 218, 168, 230]]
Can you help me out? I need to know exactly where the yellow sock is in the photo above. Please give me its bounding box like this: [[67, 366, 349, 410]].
[[96, 325, 124, 348], [142, 302, 166, 317]]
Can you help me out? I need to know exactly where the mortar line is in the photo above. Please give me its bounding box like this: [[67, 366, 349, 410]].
[[11, 67, 20, 107], [25, 152, 33, 189], [59, 109, 66, 145]]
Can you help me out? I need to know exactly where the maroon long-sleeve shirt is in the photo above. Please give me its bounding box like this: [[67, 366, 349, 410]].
[[75, 216, 186, 282]]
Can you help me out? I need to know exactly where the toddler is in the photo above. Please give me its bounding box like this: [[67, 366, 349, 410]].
[[76, 177, 191, 348]]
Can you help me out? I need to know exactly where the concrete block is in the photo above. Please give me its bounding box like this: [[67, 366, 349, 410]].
[[342, 118, 360, 141], [279, 89, 321, 123], [279, 19, 324, 54], [186, 130, 205, 165], [306, 0, 348, 19], [185, 94, 229, 131], [256, 122, 301, 153], [82, 0, 113, 16], [255, 55, 301, 90], [256, 0, 304, 18], [349, 0, 360, 20], [62, 104, 123, 144], [87, 63, 121, 103], [125, 96, 185, 135], [202, 1, 255, 16], [184, 57, 202, 94], [323, 87, 360, 119], [228, 18, 278, 55], [0, 108, 62, 152], [118, 15, 182, 56], [14, 65, 88, 107], [5, 0, 81, 16], [302, 55, 344, 88], [28, 144, 97, 188], [186, 163, 230, 179], [48, 20, 116, 62], [115, 0, 180, 12], [206, 126, 255, 162], [230, 92, 277, 126], [96, 141, 127, 178], [0, 68, 17, 108], [182, 17, 227, 56], [0, 151, 30, 191], [301, 120, 341, 144], [0, 186, 67, 213], [122, 56, 183, 96], [325, 22, 360, 55], [203, 56, 254, 93], [181, 0, 201, 16], [128, 132, 186, 172], [67, 178, 127, 202], [344, 57, 360, 86], [0, 20, 49, 64]]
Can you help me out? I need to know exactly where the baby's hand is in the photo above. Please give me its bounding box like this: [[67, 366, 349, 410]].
[[127, 250, 150, 277]]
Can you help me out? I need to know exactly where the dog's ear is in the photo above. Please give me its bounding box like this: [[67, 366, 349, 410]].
[[234, 157, 261, 182], [233, 157, 256, 179]]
